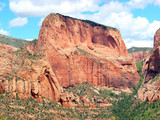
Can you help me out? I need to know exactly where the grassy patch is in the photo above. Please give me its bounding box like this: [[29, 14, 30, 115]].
[[151, 74, 160, 84], [13, 49, 21, 56], [77, 47, 89, 55], [136, 60, 143, 75]]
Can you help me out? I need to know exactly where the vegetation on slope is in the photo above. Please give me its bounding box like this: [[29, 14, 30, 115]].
[[1, 43, 159, 119], [0, 34, 29, 48], [0, 85, 118, 120], [112, 61, 160, 120], [0, 93, 81, 119], [128, 47, 153, 53], [136, 60, 143, 75]]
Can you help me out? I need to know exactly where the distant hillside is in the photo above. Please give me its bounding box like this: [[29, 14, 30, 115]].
[[0, 34, 29, 48], [128, 47, 153, 53]]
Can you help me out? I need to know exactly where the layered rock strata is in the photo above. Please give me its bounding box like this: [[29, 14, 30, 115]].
[[154, 28, 160, 51], [29, 13, 139, 88], [0, 43, 60, 102], [31, 13, 140, 88], [137, 28, 160, 103], [130, 51, 151, 62]]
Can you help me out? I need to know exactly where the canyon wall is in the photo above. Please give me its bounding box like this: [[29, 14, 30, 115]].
[[137, 28, 160, 103], [154, 28, 160, 51], [0, 43, 60, 102], [130, 51, 151, 62], [33, 13, 140, 88]]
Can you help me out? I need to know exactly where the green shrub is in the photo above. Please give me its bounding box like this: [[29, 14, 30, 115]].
[[77, 47, 89, 55], [136, 61, 143, 75], [0, 114, 5, 120], [13, 50, 21, 56], [151, 74, 160, 83]]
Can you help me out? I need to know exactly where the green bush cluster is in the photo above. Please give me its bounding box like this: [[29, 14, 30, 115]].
[[136, 60, 143, 75], [111, 60, 160, 120], [76, 47, 89, 55]]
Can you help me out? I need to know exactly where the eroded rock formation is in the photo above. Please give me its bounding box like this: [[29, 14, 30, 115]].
[[137, 28, 160, 103], [31, 13, 140, 88], [15, 59, 61, 102], [137, 78, 160, 103], [0, 43, 61, 102], [130, 51, 151, 62], [0, 43, 17, 78], [154, 28, 160, 51]]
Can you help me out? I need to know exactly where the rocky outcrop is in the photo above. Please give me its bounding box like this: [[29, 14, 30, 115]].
[[142, 47, 160, 83], [16, 59, 61, 102], [0, 82, 4, 94], [154, 28, 160, 51], [137, 29, 160, 103], [138, 47, 160, 103], [24, 39, 37, 55], [137, 78, 160, 103], [0, 43, 17, 78], [29, 13, 140, 88], [130, 51, 151, 62], [59, 92, 112, 108], [0, 43, 61, 102]]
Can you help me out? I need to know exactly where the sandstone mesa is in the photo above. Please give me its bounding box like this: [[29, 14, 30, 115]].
[[27, 13, 140, 89]]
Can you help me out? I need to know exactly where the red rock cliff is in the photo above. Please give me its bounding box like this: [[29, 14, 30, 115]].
[[154, 28, 160, 51], [33, 13, 140, 88], [0, 43, 61, 102], [137, 28, 160, 103], [130, 51, 151, 62]]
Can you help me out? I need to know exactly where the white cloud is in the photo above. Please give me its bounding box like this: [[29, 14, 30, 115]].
[[38, 17, 45, 26], [26, 38, 33, 41], [8, 0, 160, 48], [154, 0, 160, 7], [127, 0, 153, 9], [104, 11, 160, 48], [9, 17, 28, 27], [125, 40, 153, 48], [127, 0, 160, 8], [0, 29, 9, 35], [9, 0, 99, 17]]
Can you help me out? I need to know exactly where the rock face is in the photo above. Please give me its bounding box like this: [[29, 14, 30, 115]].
[[0, 43, 17, 78], [142, 47, 160, 83], [0, 43, 61, 102], [15, 59, 61, 102], [154, 28, 160, 51], [130, 51, 151, 62], [24, 39, 37, 55], [137, 78, 160, 103], [137, 29, 160, 103], [31, 13, 140, 88], [0, 82, 4, 94]]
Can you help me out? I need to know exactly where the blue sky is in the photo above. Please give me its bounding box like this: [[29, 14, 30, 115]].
[[0, 0, 160, 48]]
